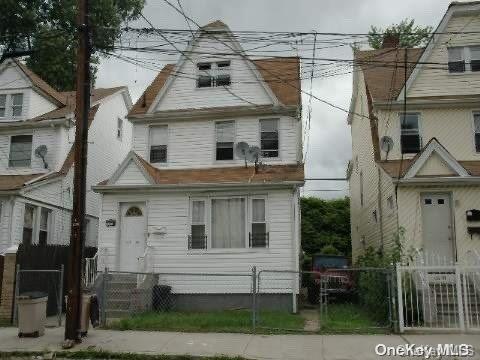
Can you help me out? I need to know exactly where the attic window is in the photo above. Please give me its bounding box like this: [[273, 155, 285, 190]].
[[11, 93, 23, 117], [448, 47, 465, 73], [196, 61, 231, 88]]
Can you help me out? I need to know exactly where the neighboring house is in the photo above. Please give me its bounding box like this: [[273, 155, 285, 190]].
[[0, 59, 132, 252], [348, 1, 480, 265], [93, 20, 304, 308]]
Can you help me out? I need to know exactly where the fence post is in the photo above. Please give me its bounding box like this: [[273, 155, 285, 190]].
[[58, 265, 64, 327], [396, 263, 404, 333], [386, 270, 393, 331], [455, 266, 465, 331], [251, 266, 256, 333], [13, 264, 20, 326], [101, 267, 108, 327]]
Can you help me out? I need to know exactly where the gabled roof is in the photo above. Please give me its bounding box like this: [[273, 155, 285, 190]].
[[32, 87, 126, 121], [13, 59, 67, 106], [99, 152, 304, 188], [354, 47, 424, 101], [379, 138, 480, 178], [129, 58, 300, 116]]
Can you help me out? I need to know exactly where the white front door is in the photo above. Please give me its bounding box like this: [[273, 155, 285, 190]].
[[119, 203, 146, 272], [421, 193, 455, 264]]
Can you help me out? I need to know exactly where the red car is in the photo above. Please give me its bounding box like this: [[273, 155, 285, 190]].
[[312, 255, 355, 296]]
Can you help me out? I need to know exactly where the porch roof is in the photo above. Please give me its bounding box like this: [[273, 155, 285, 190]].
[[0, 174, 45, 191]]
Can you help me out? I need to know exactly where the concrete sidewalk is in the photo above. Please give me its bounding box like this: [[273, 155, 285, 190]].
[[0, 327, 479, 359]]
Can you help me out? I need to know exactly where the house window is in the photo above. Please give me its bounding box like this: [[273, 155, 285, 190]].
[[11, 93, 23, 117], [215, 121, 234, 160], [474, 113, 480, 152], [9, 134, 33, 167], [23, 204, 35, 246], [0, 95, 6, 117], [400, 113, 421, 154], [250, 198, 268, 247], [360, 171, 364, 207], [448, 47, 465, 73], [196, 61, 231, 88], [471, 46, 480, 72], [117, 118, 123, 140], [211, 198, 246, 249], [260, 119, 279, 158], [39, 208, 51, 246], [149, 126, 168, 163], [189, 200, 206, 249]]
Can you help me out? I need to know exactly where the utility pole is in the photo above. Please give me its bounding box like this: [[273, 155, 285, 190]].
[[64, 0, 91, 345]]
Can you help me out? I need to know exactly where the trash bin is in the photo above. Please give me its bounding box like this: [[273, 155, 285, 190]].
[[152, 285, 172, 311], [17, 291, 48, 337]]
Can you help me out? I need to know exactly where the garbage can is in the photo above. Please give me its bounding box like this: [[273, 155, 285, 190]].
[[17, 291, 48, 337], [152, 285, 172, 311]]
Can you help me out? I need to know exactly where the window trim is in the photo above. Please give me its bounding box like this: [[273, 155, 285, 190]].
[[259, 118, 280, 159], [148, 124, 168, 165], [249, 196, 268, 248], [187, 195, 269, 253], [11, 93, 23, 117], [0, 94, 6, 118], [398, 112, 422, 154], [8, 133, 33, 168], [472, 111, 480, 154], [214, 120, 236, 162]]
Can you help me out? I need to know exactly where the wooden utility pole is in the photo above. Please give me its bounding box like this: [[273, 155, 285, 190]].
[[64, 0, 91, 344]]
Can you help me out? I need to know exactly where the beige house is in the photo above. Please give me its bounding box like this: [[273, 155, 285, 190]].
[[348, 1, 480, 264]]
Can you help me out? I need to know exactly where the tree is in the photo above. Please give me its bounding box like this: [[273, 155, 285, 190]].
[[301, 197, 351, 258], [0, 0, 145, 91], [368, 19, 433, 49]]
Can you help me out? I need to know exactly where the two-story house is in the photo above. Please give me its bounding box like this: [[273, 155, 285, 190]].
[[0, 58, 132, 252], [348, 1, 480, 265], [93, 20, 304, 310]]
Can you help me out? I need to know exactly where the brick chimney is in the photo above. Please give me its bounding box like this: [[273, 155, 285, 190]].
[[382, 33, 400, 48]]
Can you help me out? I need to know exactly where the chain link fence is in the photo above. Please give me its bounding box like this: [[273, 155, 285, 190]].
[[97, 267, 395, 333], [14, 266, 64, 327]]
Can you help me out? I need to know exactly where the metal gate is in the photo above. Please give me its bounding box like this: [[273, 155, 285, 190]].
[[396, 264, 480, 332]]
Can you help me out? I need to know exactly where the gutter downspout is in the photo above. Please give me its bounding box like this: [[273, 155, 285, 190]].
[[377, 167, 385, 253]]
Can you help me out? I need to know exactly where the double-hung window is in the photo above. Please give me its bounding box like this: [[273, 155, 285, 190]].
[[149, 126, 168, 163], [474, 113, 480, 153], [196, 61, 231, 88], [215, 121, 234, 160], [9, 134, 33, 167], [448, 47, 465, 73], [0, 95, 6, 117], [189, 200, 207, 249], [39, 208, 51, 246], [260, 119, 279, 158], [11, 93, 23, 117], [250, 198, 268, 247], [400, 113, 421, 154], [211, 198, 246, 249]]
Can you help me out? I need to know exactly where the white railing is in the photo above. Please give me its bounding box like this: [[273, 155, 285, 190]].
[[137, 246, 152, 287], [84, 252, 98, 288]]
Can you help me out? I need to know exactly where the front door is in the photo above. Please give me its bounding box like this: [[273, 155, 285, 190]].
[[119, 203, 146, 272], [421, 193, 455, 264]]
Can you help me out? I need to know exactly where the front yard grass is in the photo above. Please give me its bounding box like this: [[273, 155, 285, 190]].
[[108, 310, 304, 334], [319, 303, 391, 334]]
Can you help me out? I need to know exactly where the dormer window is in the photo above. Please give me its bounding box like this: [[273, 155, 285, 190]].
[[0, 95, 6, 117], [11, 93, 23, 117], [196, 61, 231, 88]]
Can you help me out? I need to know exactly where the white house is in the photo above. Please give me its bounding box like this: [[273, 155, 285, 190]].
[[348, 1, 480, 266], [93, 20, 304, 309], [0, 59, 132, 252]]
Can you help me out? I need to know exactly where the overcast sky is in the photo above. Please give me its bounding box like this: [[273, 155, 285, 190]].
[[96, 0, 457, 199]]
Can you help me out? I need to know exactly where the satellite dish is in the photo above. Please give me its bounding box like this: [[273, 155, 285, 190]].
[[380, 136, 394, 154], [235, 142, 250, 158], [246, 146, 261, 162], [34, 145, 48, 169]]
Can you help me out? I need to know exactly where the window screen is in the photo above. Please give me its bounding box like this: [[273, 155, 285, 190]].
[[149, 126, 168, 163], [9, 135, 32, 167], [216, 121, 234, 160]]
